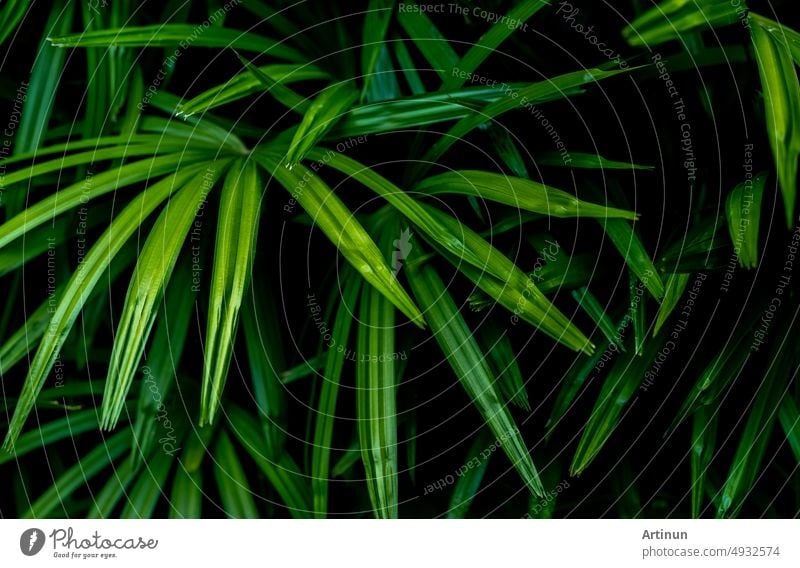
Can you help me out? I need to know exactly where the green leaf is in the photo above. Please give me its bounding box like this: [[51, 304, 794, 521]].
[[393, 38, 426, 95], [170, 467, 203, 519], [285, 82, 358, 166], [130, 265, 197, 466], [214, 430, 259, 519], [0, 152, 210, 250], [417, 204, 593, 354], [242, 279, 288, 459], [600, 218, 665, 300], [778, 396, 800, 464], [0, 0, 31, 47], [480, 321, 530, 410], [361, 0, 397, 99], [88, 456, 141, 519], [416, 170, 638, 220], [23, 429, 131, 518], [538, 151, 653, 170], [447, 429, 494, 518], [202, 54, 320, 118], [407, 255, 545, 497], [227, 406, 312, 517], [726, 172, 767, 269], [691, 406, 718, 518], [750, 13, 800, 66], [572, 287, 626, 352], [751, 19, 800, 227], [14, 1, 74, 160], [417, 67, 632, 177], [103, 163, 228, 429], [201, 160, 262, 425], [356, 271, 399, 519], [397, 1, 459, 81], [312, 273, 362, 517], [623, 0, 741, 47], [718, 320, 797, 517], [0, 410, 98, 465], [653, 273, 691, 336], [3, 168, 200, 450], [571, 336, 665, 475], [442, 0, 549, 90], [330, 84, 512, 138], [255, 152, 424, 327], [49, 24, 305, 62], [121, 450, 175, 518]]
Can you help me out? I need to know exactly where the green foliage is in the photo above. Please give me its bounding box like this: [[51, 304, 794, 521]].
[[0, 0, 798, 520]]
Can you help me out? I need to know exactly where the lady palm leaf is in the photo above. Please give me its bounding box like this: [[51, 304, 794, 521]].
[[300, 148, 592, 352], [3, 168, 201, 450], [750, 18, 800, 227], [622, 0, 741, 47], [170, 463, 204, 519], [416, 67, 633, 178], [178, 61, 327, 117], [416, 170, 638, 220], [361, 0, 397, 99], [201, 159, 262, 425], [718, 319, 797, 517], [89, 457, 140, 519], [214, 430, 260, 519], [571, 336, 665, 475], [691, 406, 718, 518], [122, 449, 176, 518], [725, 172, 766, 269], [131, 266, 197, 465], [442, 0, 550, 90], [23, 429, 131, 518], [0, 152, 207, 250], [285, 82, 358, 166], [227, 406, 312, 517], [600, 217, 665, 300], [397, 3, 459, 81], [312, 273, 362, 517], [103, 163, 229, 429], [653, 273, 691, 335], [356, 264, 399, 519], [406, 253, 545, 497], [255, 151, 424, 327], [447, 429, 494, 518], [49, 24, 305, 62], [241, 281, 289, 459], [0, 0, 30, 46]]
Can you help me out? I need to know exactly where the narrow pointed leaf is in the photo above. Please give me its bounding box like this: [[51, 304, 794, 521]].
[[201, 160, 262, 425], [751, 20, 800, 227], [312, 273, 362, 517], [104, 163, 228, 429], [255, 153, 424, 327], [416, 171, 638, 220], [3, 169, 199, 450], [653, 273, 691, 336], [285, 82, 358, 166], [726, 172, 766, 269], [214, 430, 259, 519], [442, 0, 549, 90], [356, 274, 399, 519], [407, 256, 544, 497], [49, 24, 305, 62]]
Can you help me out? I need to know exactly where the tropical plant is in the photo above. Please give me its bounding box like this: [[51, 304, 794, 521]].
[[0, 0, 798, 519]]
